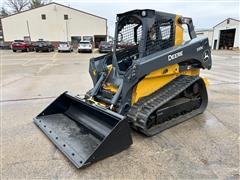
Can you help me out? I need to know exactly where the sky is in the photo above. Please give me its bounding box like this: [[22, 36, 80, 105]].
[[53, 0, 240, 36], [1, 0, 239, 36]]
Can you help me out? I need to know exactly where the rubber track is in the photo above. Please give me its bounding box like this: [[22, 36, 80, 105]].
[[127, 75, 203, 136]]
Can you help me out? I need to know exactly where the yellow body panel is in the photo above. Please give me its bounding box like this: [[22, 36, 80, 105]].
[[88, 97, 108, 107], [175, 15, 184, 46], [102, 65, 119, 93], [202, 77, 209, 87], [181, 69, 200, 76], [102, 83, 118, 93], [131, 65, 200, 104]]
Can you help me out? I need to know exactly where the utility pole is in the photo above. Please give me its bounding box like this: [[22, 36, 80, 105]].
[[66, 20, 69, 42], [26, 20, 31, 42]]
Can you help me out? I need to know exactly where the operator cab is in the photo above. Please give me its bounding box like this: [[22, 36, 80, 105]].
[[113, 10, 175, 72], [114, 15, 142, 72]]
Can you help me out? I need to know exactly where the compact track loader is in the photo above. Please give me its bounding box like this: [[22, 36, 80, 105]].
[[34, 9, 212, 168]]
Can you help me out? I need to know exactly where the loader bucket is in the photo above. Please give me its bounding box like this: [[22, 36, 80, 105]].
[[33, 92, 132, 168]]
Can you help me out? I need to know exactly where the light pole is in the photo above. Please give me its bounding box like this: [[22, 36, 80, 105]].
[[26, 20, 31, 42], [65, 18, 72, 42], [66, 20, 69, 42]]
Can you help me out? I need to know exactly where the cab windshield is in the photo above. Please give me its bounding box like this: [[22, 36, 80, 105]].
[[114, 16, 143, 72]]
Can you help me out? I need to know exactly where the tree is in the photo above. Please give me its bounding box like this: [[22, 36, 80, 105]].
[[29, 0, 51, 9], [0, 7, 10, 17], [5, 0, 29, 13]]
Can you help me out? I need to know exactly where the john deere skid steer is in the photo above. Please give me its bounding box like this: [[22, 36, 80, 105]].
[[34, 9, 212, 168]]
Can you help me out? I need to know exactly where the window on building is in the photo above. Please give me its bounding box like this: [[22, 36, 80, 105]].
[[64, 14, 68, 20], [71, 36, 81, 43], [83, 36, 93, 42], [41, 14, 46, 20], [227, 19, 230, 24], [24, 36, 31, 42]]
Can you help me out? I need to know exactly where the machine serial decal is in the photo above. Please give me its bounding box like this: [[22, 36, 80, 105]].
[[168, 51, 183, 61]]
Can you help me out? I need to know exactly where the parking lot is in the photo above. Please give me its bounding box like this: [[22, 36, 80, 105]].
[[1, 50, 239, 179]]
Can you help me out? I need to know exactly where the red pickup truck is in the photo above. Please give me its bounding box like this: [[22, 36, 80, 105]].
[[11, 40, 34, 52]]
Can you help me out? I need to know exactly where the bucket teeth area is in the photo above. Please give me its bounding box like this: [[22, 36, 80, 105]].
[[34, 92, 132, 168]]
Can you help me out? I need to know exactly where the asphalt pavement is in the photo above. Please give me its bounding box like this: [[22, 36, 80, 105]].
[[1, 49, 239, 179]]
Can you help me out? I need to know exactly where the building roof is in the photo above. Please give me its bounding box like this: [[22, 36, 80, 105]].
[[213, 18, 240, 28], [195, 28, 213, 32], [1, 2, 107, 21]]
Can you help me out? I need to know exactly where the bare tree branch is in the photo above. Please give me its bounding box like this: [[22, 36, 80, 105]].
[[29, 0, 51, 9], [5, 0, 29, 13]]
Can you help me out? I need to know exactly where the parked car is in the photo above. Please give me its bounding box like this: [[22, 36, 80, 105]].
[[0, 42, 11, 49], [117, 41, 135, 50], [35, 41, 54, 52], [58, 42, 73, 52], [78, 40, 93, 53], [99, 41, 112, 53], [11, 40, 34, 52]]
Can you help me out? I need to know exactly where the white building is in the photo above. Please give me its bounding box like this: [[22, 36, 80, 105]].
[[196, 18, 240, 50], [212, 18, 239, 50], [1, 2, 107, 47], [196, 29, 213, 47]]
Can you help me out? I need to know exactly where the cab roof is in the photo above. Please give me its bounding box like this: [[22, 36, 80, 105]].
[[117, 9, 176, 19]]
